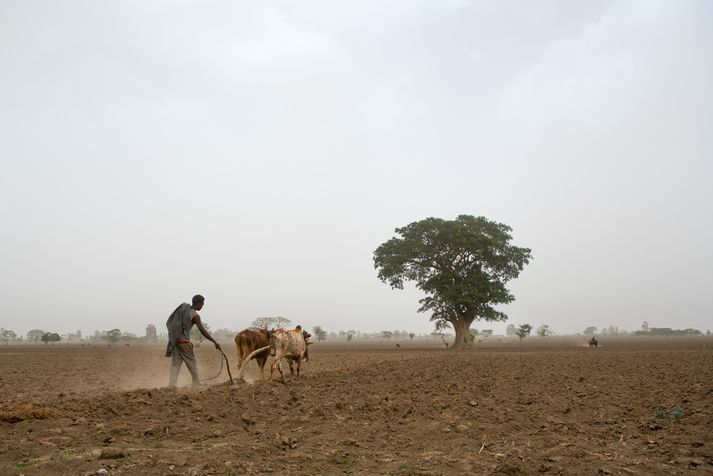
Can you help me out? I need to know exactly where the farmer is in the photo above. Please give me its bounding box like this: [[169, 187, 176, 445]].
[[165, 294, 221, 387]]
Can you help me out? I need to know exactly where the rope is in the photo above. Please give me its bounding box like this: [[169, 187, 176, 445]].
[[201, 349, 234, 384]]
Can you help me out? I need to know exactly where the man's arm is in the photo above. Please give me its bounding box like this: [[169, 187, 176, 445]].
[[193, 316, 222, 351]]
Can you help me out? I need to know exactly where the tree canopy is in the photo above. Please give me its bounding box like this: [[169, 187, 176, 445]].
[[27, 329, 45, 342], [41, 332, 61, 344], [145, 324, 157, 342], [312, 325, 327, 342], [536, 324, 553, 338], [374, 215, 532, 350], [1, 328, 17, 344], [103, 329, 121, 345], [251, 316, 292, 329], [515, 324, 532, 342]]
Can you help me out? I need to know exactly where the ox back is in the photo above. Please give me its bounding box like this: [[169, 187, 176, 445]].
[[235, 329, 270, 379]]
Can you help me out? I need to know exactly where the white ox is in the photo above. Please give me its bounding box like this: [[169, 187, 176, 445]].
[[269, 326, 308, 380]]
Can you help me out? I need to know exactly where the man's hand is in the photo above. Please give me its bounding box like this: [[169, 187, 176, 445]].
[[214, 342, 222, 351]]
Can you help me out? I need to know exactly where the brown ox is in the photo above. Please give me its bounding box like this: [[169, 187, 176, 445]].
[[269, 326, 308, 380], [234, 328, 270, 379]]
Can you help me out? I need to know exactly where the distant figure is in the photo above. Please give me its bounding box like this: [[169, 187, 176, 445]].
[[396, 343, 400, 348], [589, 337, 598, 348]]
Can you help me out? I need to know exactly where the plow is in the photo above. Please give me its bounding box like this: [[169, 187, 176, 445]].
[[202, 345, 270, 385]]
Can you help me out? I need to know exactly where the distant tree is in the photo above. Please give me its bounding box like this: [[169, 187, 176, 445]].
[[346, 330, 355, 342], [382, 331, 393, 341], [27, 329, 45, 343], [409, 333, 415, 342], [145, 324, 157, 342], [469, 328, 479, 342], [251, 316, 292, 329], [312, 326, 327, 342], [641, 321, 649, 333], [608, 325, 619, 336], [191, 322, 210, 346], [41, 332, 61, 345], [506, 324, 516, 337], [536, 325, 553, 338], [481, 329, 493, 338], [65, 330, 82, 342], [103, 329, 122, 345], [515, 324, 532, 343], [1, 328, 17, 344], [583, 326, 597, 335], [647, 327, 703, 336], [373, 215, 532, 350]]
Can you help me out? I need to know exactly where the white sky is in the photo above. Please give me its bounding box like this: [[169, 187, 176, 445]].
[[2, 0, 711, 338]]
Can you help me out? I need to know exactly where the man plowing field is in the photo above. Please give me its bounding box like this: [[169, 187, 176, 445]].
[[165, 294, 222, 387]]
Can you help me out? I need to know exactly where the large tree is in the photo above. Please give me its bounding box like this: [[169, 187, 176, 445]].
[[374, 215, 532, 350]]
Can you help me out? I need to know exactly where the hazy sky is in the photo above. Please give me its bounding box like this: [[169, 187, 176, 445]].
[[2, 1, 711, 338]]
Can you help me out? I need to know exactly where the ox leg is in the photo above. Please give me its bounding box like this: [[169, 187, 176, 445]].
[[257, 355, 267, 380], [259, 363, 265, 380], [296, 358, 301, 377], [237, 352, 244, 371], [270, 359, 284, 381]]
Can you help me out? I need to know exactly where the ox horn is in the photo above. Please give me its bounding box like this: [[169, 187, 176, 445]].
[[235, 345, 270, 381]]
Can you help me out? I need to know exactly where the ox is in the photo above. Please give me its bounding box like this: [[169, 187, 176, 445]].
[[269, 326, 308, 380], [234, 328, 271, 379]]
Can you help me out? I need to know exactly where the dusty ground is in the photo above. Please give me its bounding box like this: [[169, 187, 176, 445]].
[[1, 336, 712, 475]]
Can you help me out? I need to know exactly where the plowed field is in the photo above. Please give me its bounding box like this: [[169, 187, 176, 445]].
[[1, 337, 712, 475]]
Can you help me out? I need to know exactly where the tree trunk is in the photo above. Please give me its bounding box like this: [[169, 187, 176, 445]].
[[450, 316, 474, 350]]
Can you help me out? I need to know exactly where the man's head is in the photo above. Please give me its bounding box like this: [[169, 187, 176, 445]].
[[192, 294, 205, 310]]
